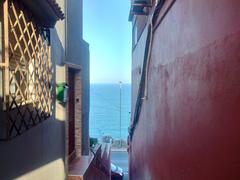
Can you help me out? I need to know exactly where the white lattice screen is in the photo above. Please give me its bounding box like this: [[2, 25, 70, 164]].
[[1, 0, 53, 139]]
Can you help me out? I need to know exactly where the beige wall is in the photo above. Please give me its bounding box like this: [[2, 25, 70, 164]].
[[0, 116, 66, 179], [0, 0, 90, 178], [0, 0, 67, 179], [16, 159, 65, 180]]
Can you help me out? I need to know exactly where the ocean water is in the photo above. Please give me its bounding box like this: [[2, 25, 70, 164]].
[[90, 84, 131, 141]]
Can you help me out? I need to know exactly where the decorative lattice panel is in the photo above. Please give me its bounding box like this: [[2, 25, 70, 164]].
[[3, 0, 53, 139]]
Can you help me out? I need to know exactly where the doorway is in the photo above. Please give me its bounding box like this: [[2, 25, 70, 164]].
[[68, 68, 76, 162]]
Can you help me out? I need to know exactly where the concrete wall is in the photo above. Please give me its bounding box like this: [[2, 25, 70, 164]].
[[0, 0, 67, 179], [0, 117, 66, 179], [130, 0, 240, 179], [80, 41, 90, 155], [66, 0, 90, 156], [131, 24, 148, 115], [66, 0, 83, 66]]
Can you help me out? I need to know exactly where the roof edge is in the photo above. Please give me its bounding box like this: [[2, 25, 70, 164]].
[[46, 0, 64, 20]]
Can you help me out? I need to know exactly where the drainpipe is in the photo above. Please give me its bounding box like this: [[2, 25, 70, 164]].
[[144, 0, 167, 99], [129, 0, 166, 140]]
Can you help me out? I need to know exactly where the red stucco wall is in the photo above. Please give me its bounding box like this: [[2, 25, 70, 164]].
[[130, 0, 240, 179]]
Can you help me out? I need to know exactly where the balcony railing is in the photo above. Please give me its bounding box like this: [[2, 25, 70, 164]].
[[68, 144, 111, 180]]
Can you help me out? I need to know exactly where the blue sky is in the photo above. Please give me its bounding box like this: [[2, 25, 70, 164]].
[[83, 0, 132, 84]]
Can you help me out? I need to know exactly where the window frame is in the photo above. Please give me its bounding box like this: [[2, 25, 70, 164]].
[[1, 0, 53, 140]]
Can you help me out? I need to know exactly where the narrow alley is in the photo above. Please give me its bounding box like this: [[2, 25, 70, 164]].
[[0, 0, 240, 179]]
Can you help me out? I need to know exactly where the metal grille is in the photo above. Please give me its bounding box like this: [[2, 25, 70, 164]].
[[2, 0, 53, 139]]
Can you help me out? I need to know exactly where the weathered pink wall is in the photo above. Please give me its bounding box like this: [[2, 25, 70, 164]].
[[130, 0, 240, 179]]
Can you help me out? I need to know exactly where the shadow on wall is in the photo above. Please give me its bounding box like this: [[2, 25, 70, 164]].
[[0, 118, 66, 179], [0, 27, 66, 179]]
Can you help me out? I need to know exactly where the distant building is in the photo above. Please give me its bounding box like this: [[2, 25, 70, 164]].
[[0, 0, 90, 179], [129, 0, 240, 179]]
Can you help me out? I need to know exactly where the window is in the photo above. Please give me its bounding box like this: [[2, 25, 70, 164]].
[[1, 0, 53, 139], [132, 16, 148, 49], [133, 20, 138, 47]]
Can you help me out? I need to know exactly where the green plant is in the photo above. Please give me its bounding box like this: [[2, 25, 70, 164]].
[[90, 137, 98, 148]]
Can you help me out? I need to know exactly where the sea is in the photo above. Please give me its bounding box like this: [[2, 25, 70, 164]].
[[90, 84, 131, 141]]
